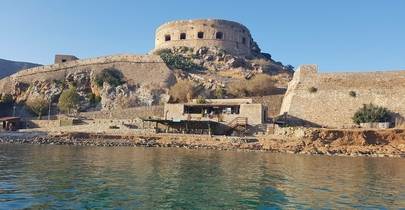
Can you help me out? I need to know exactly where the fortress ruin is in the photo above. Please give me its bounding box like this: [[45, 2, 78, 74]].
[[154, 19, 254, 56], [280, 65, 405, 128]]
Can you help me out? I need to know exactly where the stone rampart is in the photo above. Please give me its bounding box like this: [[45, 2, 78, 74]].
[[155, 19, 253, 56], [0, 54, 175, 93], [280, 65, 405, 128]]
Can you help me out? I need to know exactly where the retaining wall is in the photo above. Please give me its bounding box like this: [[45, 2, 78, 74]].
[[280, 65, 405, 128]]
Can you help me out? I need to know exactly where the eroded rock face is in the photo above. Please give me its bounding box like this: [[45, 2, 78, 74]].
[[100, 83, 168, 111]]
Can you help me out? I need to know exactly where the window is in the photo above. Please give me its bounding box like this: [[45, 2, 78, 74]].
[[242, 37, 246, 45], [197, 32, 204, 39], [180, 33, 186, 40], [215, 32, 223, 39], [61, 59, 67, 63], [165, 35, 171, 41]]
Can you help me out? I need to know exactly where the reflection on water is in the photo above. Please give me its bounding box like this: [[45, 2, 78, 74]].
[[0, 144, 404, 209]]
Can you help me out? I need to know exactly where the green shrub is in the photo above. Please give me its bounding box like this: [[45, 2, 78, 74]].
[[88, 93, 102, 106], [58, 87, 80, 115], [352, 103, 391, 124], [159, 51, 203, 72], [94, 68, 124, 87], [196, 96, 206, 104], [214, 86, 225, 99], [26, 97, 48, 119], [0, 93, 13, 104]]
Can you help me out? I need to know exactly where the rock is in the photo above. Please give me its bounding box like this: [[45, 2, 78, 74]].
[[196, 47, 208, 56]]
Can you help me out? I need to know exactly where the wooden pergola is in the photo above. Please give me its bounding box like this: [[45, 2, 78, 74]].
[[141, 118, 217, 135]]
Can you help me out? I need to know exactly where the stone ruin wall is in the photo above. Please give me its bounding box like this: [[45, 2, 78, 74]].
[[0, 54, 175, 94], [280, 65, 405, 128], [155, 19, 253, 56]]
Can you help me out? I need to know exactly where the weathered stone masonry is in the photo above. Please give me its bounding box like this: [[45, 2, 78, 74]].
[[0, 54, 176, 93], [155, 19, 254, 56], [280, 65, 405, 128]]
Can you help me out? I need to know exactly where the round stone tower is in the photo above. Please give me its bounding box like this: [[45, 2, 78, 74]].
[[155, 19, 253, 56]]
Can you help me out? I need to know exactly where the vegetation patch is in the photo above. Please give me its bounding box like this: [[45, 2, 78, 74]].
[[94, 68, 125, 88], [227, 74, 276, 97], [26, 97, 48, 119], [157, 49, 203, 72], [58, 86, 80, 115], [308, 87, 318, 93], [349, 90, 356, 97], [169, 80, 195, 103], [352, 103, 391, 124]]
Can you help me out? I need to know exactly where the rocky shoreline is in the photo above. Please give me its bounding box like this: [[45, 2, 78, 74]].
[[0, 131, 404, 158]]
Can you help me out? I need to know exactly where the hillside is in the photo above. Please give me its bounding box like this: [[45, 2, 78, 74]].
[[0, 58, 41, 79]]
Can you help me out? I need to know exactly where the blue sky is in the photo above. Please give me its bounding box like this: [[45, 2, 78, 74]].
[[0, 0, 404, 72]]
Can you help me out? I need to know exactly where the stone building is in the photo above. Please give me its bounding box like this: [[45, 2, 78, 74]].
[[54, 54, 79, 64], [155, 19, 254, 56], [164, 98, 266, 126]]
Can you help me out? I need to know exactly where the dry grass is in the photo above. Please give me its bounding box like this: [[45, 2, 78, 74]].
[[227, 74, 276, 97], [169, 80, 196, 103]]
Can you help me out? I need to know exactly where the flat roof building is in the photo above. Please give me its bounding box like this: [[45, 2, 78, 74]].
[[164, 98, 266, 126]]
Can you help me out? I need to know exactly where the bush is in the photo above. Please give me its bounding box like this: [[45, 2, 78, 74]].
[[169, 80, 195, 103], [159, 51, 203, 72], [214, 86, 225, 99], [246, 74, 276, 95], [227, 80, 248, 97], [26, 97, 48, 119], [196, 96, 206, 104], [88, 93, 101, 107], [308, 87, 318, 93], [349, 90, 356, 97], [58, 87, 80, 115], [227, 74, 275, 97], [94, 68, 124, 88], [154, 48, 172, 55], [0, 93, 13, 104], [352, 103, 391, 124]]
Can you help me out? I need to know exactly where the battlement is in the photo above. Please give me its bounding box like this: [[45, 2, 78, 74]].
[[280, 64, 405, 128], [10, 54, 164, 79], [154, 19, 254, 56]]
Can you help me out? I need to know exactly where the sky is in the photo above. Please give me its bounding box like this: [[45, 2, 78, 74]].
[[0, 0, 404, 72]]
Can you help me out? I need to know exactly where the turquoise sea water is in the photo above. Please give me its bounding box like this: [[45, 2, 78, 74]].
[[0, 144, 404, 209]]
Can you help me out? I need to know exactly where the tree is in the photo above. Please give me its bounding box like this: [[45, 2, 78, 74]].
[[94, 68, 125, 88], [169, 80, 195, 103], [352, 103, 391, 124], [0, 93, 13, 104], [26, 97, 48, 119], [58, 87, 80, 115]]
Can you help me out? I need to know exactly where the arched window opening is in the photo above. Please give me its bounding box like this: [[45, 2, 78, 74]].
[[180, 33, 186, 40], [242, 37, 246, 45], [165, 35, 171, 42], [216, 32, 223, 39], [197, 32, 204, 39]]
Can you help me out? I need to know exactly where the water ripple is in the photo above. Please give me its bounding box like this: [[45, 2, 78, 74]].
[[0, 144, 404, 209]]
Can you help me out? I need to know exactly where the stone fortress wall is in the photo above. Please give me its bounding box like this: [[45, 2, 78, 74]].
[[155, 19, 253, 56], [0, 54, 175, 93], [280, 65, 405, 128]]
